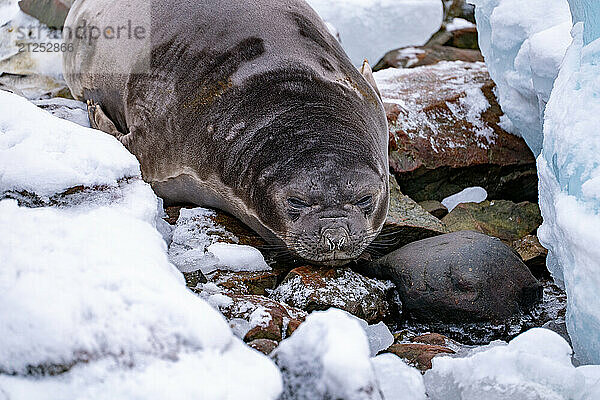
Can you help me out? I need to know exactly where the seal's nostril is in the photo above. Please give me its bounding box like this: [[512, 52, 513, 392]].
[[322, 227, 350, 251]]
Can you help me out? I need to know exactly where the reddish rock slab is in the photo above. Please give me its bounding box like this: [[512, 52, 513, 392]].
[[375, 61, 537, 203], [385, 343, 455, 371], [374, 45, 483, 70], [247, 339, 279, 355]]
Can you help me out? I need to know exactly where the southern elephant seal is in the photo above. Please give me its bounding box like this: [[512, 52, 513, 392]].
[[62, 0, 389, 266]]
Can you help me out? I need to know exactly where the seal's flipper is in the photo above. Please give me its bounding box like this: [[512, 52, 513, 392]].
[[87, 99, 124, 138], [360, 59, 382, 100]]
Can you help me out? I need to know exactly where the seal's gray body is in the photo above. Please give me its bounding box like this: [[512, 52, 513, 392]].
[[63, 0, 389, 263]]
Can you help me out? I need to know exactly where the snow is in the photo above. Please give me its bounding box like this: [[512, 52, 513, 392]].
[[442, 186, 488, 212], [273, 308, 426, 400], [537, 21, 600, 364], [424, 328, 600, 399], [168, 207, 269, 274], [0, 91, 282, 399], [0, 90, 139, 198], [306, 0, 443, 65], [207, 242, 270, 272], [372, 354, 427, 400], [446, 17, 476, 32], [470, 0, 572, 155]]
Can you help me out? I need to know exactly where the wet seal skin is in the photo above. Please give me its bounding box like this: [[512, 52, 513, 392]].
[[63, 0, 389, 266]]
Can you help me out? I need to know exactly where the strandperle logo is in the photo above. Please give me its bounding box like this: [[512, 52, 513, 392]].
[[14, 19, 147, 44]]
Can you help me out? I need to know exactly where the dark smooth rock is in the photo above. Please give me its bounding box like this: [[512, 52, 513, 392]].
[[369, 231, 543, 323]]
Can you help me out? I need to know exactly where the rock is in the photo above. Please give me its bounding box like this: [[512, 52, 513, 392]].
[[247, 339, 279, 355], [204, 268, 288, 296], [269, 266, 397, 324], [367, 176, 447, 258], [369, 231, 543, 323], [375, 62, 538, 203], [18, 0, 72, 29], [385, 343, 455, 371], [410, 333, 450, 346], [426, 27, 479, 50], [512, 235, 549, 278], [198, 285, 306, 343], [164, 205, 266, 248], [373, 45, 483, 70], [182, 269, 208, 289], [442, 200, 542, 242], [418, 200, 448, 219], [32, 97, 89, 127]]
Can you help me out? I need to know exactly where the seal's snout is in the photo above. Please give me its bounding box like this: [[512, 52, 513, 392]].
[[321, 227, 349, 252]]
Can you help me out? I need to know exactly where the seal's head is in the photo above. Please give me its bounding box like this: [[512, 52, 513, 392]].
[[256, 153, 389, 266]]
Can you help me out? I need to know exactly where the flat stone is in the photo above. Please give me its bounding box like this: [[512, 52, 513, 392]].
[[375, 61, 537, 203], [373, 45, 483, 70], [442, 200, 542, 242], [369, 231, 543, 323], [385, 343, 455, 371]]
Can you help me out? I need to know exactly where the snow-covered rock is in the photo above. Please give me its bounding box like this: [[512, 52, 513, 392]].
[[306, 0, 443, 65], [168, 207, 269, 274], [0, 91, 139, 199], [537, 19, 600, 364], [470, 0, 572, 155], [32, 97, 90, 127], [0, 90, 282, 399], [272, 308, 426, 400], [442, 186, 488, 212], [424, 328, 600, 399]]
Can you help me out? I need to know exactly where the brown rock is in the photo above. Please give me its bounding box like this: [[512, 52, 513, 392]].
[[247, 339, 279, 355], [205, 268, 288, 296], [512, 235, 549, 278], [426, 27, 479, 50], [410, 333, 449, 346], [216, 294, 306, 343], [373, 45, 483, 70], [442, 200, 542, 242], [269, 265, 397, 324], [418, 200, 448, 219], [386, 343, 455, 371], [378, 62, 538, 203]]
